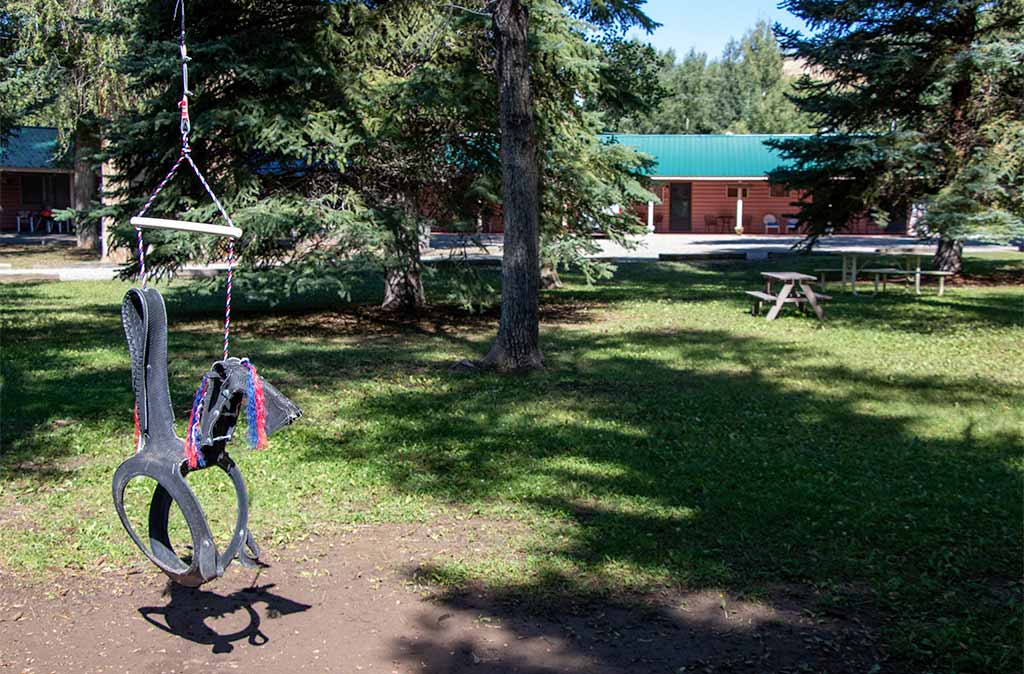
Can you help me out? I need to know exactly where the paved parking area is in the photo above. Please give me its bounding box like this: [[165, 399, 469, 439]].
[[427, 232, 1017, 261]]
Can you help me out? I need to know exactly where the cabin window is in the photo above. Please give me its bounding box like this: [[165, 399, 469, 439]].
[[770, 184, 789, 197], [727, 185, 749, 199]]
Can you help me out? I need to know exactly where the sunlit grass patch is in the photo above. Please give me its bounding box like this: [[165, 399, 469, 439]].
[[1, 253, 1022, 672]]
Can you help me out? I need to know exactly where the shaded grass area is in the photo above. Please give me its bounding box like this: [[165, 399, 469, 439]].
[[1, 254, 1022, 672], [0, 243, 101, 268]]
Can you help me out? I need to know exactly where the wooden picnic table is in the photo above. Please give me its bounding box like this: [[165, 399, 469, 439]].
[[873, 246, 949, 295], [821, 246, 948, 296], [746, 271, 829, 321]]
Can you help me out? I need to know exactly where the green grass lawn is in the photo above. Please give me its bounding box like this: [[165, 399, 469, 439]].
[[1, 254, 1022, 672], [0, 243, 101, 268]]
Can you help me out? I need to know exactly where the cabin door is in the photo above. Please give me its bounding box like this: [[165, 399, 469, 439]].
[[668, 183, 692, 232]]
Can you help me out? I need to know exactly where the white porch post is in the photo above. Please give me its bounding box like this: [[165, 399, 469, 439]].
[[735, 197, 744, 234], [646, 200, 654, 233]]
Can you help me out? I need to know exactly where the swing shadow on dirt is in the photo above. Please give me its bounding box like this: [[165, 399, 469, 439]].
[[138, 581, 311, 654]]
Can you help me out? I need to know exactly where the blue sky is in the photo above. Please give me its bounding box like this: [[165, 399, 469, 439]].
[[627, 0, 809, 59]]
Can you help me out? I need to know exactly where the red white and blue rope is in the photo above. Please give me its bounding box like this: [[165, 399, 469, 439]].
[[134, 151, 187, 288], [182, 149, 237, 359], [183, 374, 209, 469], [224, 240, 233, 359], [240, 359, 268, 450]]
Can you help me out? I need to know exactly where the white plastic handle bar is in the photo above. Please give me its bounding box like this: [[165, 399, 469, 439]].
[[131, 216, 242, 239]]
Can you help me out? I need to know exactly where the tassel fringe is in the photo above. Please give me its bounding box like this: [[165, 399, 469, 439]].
[[241, 359, 268, 450], [183, 376, 209, 469]]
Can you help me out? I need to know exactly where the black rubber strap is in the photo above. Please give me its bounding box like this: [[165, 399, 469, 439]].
[[114, 287, 258, 587], [112, 450, 254, 587]]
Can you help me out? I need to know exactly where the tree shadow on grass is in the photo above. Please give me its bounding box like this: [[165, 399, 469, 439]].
[[1, 270, 1021, 670], [303, 326, 1022, 672]]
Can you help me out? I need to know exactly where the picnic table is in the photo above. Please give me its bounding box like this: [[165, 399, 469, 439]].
[[872, 246, 952, 295], [816, 246, 951, 296], [745, 271, 830, 321]]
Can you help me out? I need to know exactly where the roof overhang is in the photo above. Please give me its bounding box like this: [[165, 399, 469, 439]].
[[650, 176, 770, 181], [0, 167, 74, 174]]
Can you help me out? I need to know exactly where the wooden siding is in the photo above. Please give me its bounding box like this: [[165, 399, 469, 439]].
[[0, 171, 73, 231], [641, 180, 889, 235], [0, 173, 22, 231], [425, 179, 898, 236]]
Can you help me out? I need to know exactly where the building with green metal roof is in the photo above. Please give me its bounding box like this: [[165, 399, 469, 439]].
[[1, 127, 74, 232], [598, 133, 890, 235], [601, 133, 809, 179]]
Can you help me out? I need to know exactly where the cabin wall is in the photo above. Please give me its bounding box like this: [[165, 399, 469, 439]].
[[0, 171, 74, 231], [640, 179, 889, 235]]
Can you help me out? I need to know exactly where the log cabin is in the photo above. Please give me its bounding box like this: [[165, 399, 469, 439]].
[[0, 127, 74, 233], [605, 134, 899, 236], [473, 134, 903, 236]]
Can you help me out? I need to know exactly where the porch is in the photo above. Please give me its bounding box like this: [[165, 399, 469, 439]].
[[636, 179, 903, 236]]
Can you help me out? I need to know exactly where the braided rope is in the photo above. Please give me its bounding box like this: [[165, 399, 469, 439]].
[[224, 239, 234, 359], [134, 151, 187, 287], [182, 148, 237, 359]]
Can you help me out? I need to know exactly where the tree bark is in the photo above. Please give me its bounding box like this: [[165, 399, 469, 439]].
[[380, 203, 427, 314], [934, 236, 963, 275], [482, 0, 544, 371], [73, 124, 100, 250], [382, 266, 426, 312]]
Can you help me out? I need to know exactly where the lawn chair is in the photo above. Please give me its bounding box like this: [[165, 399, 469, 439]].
[[16, 210, 34, 233]]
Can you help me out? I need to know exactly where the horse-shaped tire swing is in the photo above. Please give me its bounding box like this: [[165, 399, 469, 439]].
[[111, 0, 300, 587]]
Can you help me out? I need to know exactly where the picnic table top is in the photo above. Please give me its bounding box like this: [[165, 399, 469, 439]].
[[761, 271, 817, 282], [876, 246, 934, 255], [833, 247, 933, 258]]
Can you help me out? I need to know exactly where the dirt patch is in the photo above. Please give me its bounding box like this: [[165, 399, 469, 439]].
[[244, 301, 595, 341], [0, 521, 886, 673]]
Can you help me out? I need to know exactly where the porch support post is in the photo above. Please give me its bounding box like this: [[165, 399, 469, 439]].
[[735, 197, 744, 234], [646, 200, 654, 233]]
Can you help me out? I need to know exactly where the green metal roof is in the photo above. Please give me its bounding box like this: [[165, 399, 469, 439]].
[[601, 134, 809, 178], [0, 127, 64, 170]]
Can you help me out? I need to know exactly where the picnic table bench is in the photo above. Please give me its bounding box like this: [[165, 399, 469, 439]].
[[745, 272, 831, 321], [822, 247, 953, 296], [860, 266, 954, 296]]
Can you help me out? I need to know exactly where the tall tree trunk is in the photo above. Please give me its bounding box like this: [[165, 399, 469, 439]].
[[382, 265, 426, 312], [73, 124, 99, 250], [381, 201, 427, 313], [482, 0, 543, 371], [934, 236, 963, 275]]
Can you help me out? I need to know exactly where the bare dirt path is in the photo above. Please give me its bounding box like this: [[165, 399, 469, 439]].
[[0, 521, 883, 674]]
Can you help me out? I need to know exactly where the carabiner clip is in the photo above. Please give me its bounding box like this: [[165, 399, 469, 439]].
[[179, 96, 190, 138]]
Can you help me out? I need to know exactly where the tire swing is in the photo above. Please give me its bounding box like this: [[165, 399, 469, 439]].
[[112, 0, 301, 588]]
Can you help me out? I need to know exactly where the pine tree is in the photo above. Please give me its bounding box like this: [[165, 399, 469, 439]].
[[5, 0, 132, 249], [532, 1, 656, 287], [103, 1, 360, 292], [0, 7, 22, 140], [770, 0, 1024, 272], [331, 2, 497, 313], [103, 0, 655, 325], [481, 0, 656, 371]]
